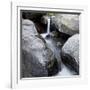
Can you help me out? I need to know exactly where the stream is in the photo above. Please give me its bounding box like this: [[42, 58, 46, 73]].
[[40, 17, 76, 76]]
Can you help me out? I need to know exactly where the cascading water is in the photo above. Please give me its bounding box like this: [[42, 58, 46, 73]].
[[47, 18, 50, 35], [41, 15, 76, 76], [40, 17, 51, 38]]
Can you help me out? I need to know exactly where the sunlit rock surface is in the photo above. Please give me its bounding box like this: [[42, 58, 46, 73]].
[[51, 14, 79, 35]]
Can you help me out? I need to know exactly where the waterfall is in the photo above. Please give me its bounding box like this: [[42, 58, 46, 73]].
[[47, 18, 50, 35], [40, 16, 76, 76], [40, 17, 50, 38]]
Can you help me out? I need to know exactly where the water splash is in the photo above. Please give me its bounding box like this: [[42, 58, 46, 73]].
[[40, 16, 76, 76]]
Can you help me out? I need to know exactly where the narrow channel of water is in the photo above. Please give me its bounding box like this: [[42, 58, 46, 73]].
[[41, 33, 76, 76], [40, 17, 76, 76]]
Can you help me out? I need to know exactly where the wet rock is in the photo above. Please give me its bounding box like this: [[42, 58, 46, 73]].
[[50, 31, 60, 38], [45, 34, 51, 39], [41, 15, 49, 24], [61, 34, 79, 74], [51, 14, 79, 35], [21, 19, 59, 77]]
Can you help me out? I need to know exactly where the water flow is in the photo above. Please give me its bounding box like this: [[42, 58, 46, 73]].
[[40, 16, 76, 76], [47, 18, 50, 35]]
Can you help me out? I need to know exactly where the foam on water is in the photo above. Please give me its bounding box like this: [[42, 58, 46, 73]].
[[41, 33, 76, 76], [40, 17, 76, 76]]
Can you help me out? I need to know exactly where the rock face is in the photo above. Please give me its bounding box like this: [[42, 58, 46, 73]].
[[21, 19, 59, 77], [51, 14, 79, 35], [61, 34, 79, 74], [41, 15, 49, 24]]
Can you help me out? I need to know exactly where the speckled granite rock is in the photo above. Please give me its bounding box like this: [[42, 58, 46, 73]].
[[21, 19, 59, 77], [61, 34, 79, 74], [51, 14, 79, 35]]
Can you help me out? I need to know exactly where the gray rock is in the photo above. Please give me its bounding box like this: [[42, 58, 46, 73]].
[[61, 34, 79, 74], [41, 15, 49, 24], [51, 14, 79, 35], [21, 19, 58, 77]]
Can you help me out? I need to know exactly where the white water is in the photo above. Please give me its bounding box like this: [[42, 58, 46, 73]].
[[56, 63, 76, 76], [41, 35, 76, 76], [40, 17, 76, 76], [47, 18, 50, 35]]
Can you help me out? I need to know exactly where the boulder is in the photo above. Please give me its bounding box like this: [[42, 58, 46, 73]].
[[21, 19, 59, 77], [41, 15, 49, 24], [61, 34, 79, 74], [51, 14, 79, 35]]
